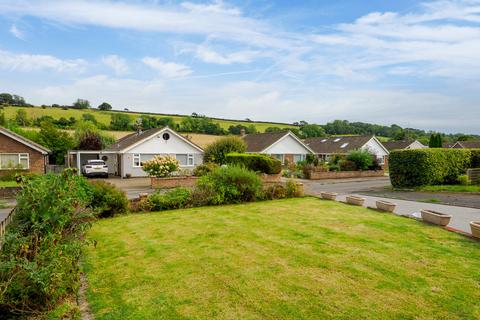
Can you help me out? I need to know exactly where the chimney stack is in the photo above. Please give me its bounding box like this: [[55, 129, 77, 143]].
[[240, 128, 246, 137]]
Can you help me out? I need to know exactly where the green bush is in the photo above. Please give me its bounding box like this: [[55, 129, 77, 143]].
[[0, 170, 94, 315], [346, 150, 373, 170], [457, 174, 470, 186], [471, 149, 480, 168], [193, 162, 219, 176], [88, 180, 129, 218], [225, 153, 282, 174], [196, 166, 263, 205], [389, 149, 472, 188], [148, 188, 191, 211], [339, 159, 357, 171], [203, 136, 246, 165], [286, 179, 303, 197], [264, 184, 287, 200]]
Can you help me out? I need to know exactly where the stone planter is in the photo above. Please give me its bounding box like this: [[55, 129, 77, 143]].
[[421, 210, 451, 226], [320, 192, 337, 200], [151, 176, 198, 189], [470, 221, 480, 238], [346, 195, 365, 206], [376, 200, 396, 212]]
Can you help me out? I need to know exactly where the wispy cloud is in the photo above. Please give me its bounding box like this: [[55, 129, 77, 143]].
[[102, 55, 129, 75], [0, 49, 86, 72], [142, 57, 192, 77], [195, 46, 259, 65], [9, 24, 25, 40]]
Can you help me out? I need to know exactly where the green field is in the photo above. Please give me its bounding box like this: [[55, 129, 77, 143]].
[[83, 198, 480, 320], [2, 106, 296, 132]]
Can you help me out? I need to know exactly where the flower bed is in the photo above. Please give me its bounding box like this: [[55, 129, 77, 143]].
[[306, 169, 384, 180], [151, 176, 198, 189], [259, 173, 282, 183]]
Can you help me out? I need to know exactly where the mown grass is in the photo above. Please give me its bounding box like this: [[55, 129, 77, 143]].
[[0, 180, 19, 187], [3, 106, 296, 132], [83, 198, 480, 320], [419, 185, 480, 193]]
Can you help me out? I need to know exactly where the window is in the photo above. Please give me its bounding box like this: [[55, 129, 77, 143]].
[[340, 143, 349, 148], [271, 154, 284, 164], [377, 156, 385, 165], [334, 138, 341, 142], [321, 139, 327, 143], [176, 154, 194, 166], [293, 154, 306, 163], [0, 153, 29, 170], [133, 154, 141, 167]]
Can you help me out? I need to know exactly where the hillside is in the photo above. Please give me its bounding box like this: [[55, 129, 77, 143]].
[[1, 106, 296, 133]]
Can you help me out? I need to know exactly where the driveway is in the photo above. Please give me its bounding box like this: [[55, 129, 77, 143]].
[[302, 177, 480, 234], [91, 177, 154, 199]]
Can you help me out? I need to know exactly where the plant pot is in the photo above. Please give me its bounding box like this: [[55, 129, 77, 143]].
[[346, 195, 365, 206], [470, 221, 480, 238], [376, 200, 396, 212], [320, 192, 337, 200], [421, 210, 451, 226]]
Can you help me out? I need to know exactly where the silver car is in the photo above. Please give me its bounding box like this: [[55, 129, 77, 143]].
[[82, 159, 109, 178]]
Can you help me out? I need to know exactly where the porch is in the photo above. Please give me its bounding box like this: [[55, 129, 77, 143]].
[[67, 150, 121, 176]]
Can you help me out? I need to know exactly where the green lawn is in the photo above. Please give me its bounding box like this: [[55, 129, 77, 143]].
[[0, 180, 19, 187], [419, 185, 480, 193], [83, 198, 480, 320]]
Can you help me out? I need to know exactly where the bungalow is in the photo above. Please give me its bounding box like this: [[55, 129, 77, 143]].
[[68, 127, 204, 178], [241, 131, 314, 164], [304, 135, 389, 165], [382, 140, 427, 151], [0, 126, 50, 175], [451, 141, 480, 149]]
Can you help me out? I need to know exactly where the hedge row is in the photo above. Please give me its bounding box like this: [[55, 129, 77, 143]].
[[225, 153, 282, 174], [389, 149, 474, 188], [471, 149, 480, 168]]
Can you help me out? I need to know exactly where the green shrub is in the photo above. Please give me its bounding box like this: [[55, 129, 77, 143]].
[[286, 180, 303, 197], [0, 170, 94, 315], [203, 136, 246, 165], [225, 153, 282, 174], [339, 159, 357, 171], [0, 169, 31, 181], [148, 188, 191, 211], [471, 149, 480, 168], [196, 166, 262, 205], [88, 180, 128, 218], [193, 162, 219, 176], [389, 149, 472, 188], [457, 174, 470, 186], [264, 184, 287, 200], [347, 150, 373, 170]]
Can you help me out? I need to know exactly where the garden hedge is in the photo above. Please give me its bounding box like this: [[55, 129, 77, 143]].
[[471, 149, 480, 168], [389, 149, 472, 188], [225, 153, 282, 174]]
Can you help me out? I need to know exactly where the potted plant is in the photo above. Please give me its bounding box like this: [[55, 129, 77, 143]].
[[346, 195, 365, 206], [376, 200, 396, 212], [320, 192, 337, 200], [421, 210, 451, 226], [470, 221, 480, 238]]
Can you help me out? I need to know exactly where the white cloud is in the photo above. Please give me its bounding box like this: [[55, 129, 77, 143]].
[[142, 57, 192, 77], [195, 46, 258, 65], [0, 49, 87, 73], [180, 0, 241, 16], [102, 55, 129, 75], [9, 24, 25, 40]]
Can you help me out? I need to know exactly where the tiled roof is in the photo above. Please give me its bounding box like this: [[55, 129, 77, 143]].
[[242, 131, 290, 152], [0, 126, 50, 154], [304, 135, 373, 154], [454, 141, 480, 149], [382, 140, 415, 151]]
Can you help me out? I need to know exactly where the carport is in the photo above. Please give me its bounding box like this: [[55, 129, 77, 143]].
[[67, 150, 121, 176]]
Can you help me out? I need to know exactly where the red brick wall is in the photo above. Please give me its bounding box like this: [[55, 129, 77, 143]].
[[151, 176, 198, 189], [0, 133, 46, 175], [307, 170, 385, 180]]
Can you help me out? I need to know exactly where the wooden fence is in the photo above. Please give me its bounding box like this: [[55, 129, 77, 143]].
[[0, 207, 15, 249], [467, 168, 480, 185]]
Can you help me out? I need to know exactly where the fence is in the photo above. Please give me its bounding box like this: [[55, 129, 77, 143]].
[[0, 207, 16, 249], [467, 168, 480, 185]]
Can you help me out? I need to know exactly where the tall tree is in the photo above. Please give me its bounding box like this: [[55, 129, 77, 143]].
[[72, 99, 91, 109], [110, 113, 131, 130], [98, 102, 112, 110], [37, 122, 75, 164]]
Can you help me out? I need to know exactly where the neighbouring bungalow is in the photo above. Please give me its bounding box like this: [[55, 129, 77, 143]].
[[0, 126, 50, 175], [451, 141, 480, 149], [382, 140, 427, 151], [68, 127, 204, 178], [304, 135, 389, 166], [241, 131, 314, 164]]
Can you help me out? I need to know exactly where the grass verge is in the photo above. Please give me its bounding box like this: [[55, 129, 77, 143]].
[[419, 185, 480, 193]]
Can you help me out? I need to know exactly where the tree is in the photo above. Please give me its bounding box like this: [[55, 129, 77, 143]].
[[300, 124, 325, 138], [37, 122, 74, 164], [203, 136, 246, 164], [110, 113, 131, 130], [428, 133, 442, 148], [0, 93, 13, 105], [98, 102, 112, 110], [15, 109, 29, 126], [82, 113, 97, 124], [74, 121, 114, 150], [228, 124, 257, 135], [72, 99, 91, 109]]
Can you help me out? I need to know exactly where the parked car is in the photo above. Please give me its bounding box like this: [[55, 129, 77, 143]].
[[82, 159, 109, 178]]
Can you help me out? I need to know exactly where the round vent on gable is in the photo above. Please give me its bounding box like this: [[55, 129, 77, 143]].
[[162, 133, 170, 141]]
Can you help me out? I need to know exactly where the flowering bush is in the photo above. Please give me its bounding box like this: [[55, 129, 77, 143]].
[[142, 155, 180, 177]]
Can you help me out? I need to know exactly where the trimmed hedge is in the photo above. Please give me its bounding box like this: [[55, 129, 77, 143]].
[[389, 149, 472, 188], [225, 153, 282, 174]]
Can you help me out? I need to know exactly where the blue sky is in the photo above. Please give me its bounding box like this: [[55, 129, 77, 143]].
[[0, 0, 479, 134]]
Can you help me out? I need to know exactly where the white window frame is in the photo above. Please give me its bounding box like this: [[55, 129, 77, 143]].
[[293, 154, 306, 163], [270, 154, 285, 165], [0, 153, 30, 170], [187, 154, 194, 166], [132, 154, 141, 167]]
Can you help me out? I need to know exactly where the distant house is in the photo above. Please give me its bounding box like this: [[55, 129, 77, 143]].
[[382, 140, 427, 151], [0, 126, 50, 175], [304, 135, 389, 165], [68, 127, 204, 178], [452, 141, 480, 149], [242, 131, 314, 164]]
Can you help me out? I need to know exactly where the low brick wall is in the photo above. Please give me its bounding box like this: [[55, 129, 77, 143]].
[[0, 187, 21, 199], [259, 173, 281, 183], [306, 170, 384, 180], [151, 176, 198, 189]]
